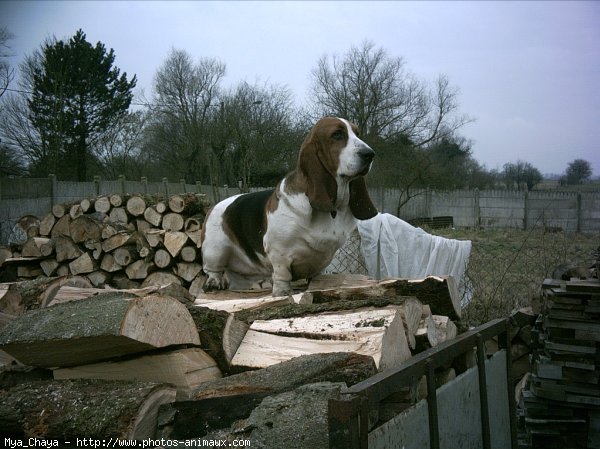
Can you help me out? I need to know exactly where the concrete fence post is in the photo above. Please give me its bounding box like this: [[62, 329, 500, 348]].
[[48, 174, 57, 207], [474, 188, 481, 228], [196, 181, 202, 194], [118, 175, 125, 194], [141, 177, 148, 195], [576, 192, 582, 233], [93, 175, 101, 196], [180, 179, 186, 194], [162, 177, 169, 197], [523, 191, 529, 231]]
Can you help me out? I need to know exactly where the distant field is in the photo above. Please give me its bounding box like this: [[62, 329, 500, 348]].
[[428, 227, 599, 326]]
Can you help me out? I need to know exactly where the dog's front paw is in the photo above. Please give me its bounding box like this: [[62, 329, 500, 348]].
[[203, 272, 228, 292], [272, 281, 292, 297]]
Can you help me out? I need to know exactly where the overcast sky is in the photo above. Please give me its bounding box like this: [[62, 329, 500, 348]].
[[2, 1, 599, 176]]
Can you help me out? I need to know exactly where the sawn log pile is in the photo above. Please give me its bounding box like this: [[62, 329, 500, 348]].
[[0, 194, 471, 443]]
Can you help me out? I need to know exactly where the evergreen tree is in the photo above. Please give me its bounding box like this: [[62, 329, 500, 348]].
[[28, 29, 136, 180]]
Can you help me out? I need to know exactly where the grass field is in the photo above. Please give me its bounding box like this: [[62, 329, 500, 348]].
[[427, 227, 599, 326]]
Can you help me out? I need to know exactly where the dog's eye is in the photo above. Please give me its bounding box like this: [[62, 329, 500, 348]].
[[331, 130, 345, 140]]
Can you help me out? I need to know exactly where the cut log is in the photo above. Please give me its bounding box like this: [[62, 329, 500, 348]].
[[155, 201, 167, 214], [80, 197, 92, 212], [21, 237, 51, 258], [136, 218, 151, 232], [158, 352, 376, 439], [113, 245, 138, 266], [126, 259, 155, 280], [109, 193, 123, 207], [189, 274, 207, 298], [175, 262, 202, 282], [126, 195, 147, 217], [52, 203, 67, 218], [70, 215, 102, 243], [87, 270, 109, 287], [84, 239, 103, 260], [39, 213, 56, 236], [54, 235, 82, 262], [102, 223, 119, 240], [415, 314, 457, 350], [94, 196, 111, 213], [109, 207, 128, 224], [102, 231, 134, 252], [0, 276, 92, 314], [231, 307, 411, 371], [194, 292, 312, 314], [69, 203, 83, 219], [40, 258, 59, 276], [100, 253, 123, 273], [144, 229, 165, 247], [50, 214, 71, 238], [164, 231, 188, 257], [54, 348, 221, 399], [17, 265, 43, 278], [0, 379, 175, 439], [399, 297, 423, 350], [310, 276, 461, 321], [141, 271, 182, 288], [180, 245, 198, 262], [162, 212, 184, 231], [168, 194, 186, 213], [185, 305, 249, 373], [154, 248, 172, 269], [184, 216, 202, 233], [0, 292, 201, 367], [143, 206, 163, 227], [186, 229, 202, 247], [69, 252, 98, 275]]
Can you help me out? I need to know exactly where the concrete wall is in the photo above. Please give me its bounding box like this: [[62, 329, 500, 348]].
[[1, 176, 599, 243]]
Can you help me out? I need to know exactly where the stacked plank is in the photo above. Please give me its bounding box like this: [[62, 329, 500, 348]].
[[519, 278, 600, 449], [0, 193, 210, 294], [0, 273, 463, 440]]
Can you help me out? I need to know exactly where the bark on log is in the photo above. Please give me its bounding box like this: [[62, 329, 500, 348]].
[[0, 292, 201, 367], [0, 276, 93, 315], [185, 305, 249, 374], [54, 348, 221, 399], [0, 379, 176, 439], [157, 352, 376, 439], [84, 239, 103, 260], [310, 276, 461, 321]]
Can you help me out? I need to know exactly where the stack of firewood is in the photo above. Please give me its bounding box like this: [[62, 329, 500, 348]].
[[0, 273, 464, 441], [518, 277, 600, 449], [1, 193, 211, 294]]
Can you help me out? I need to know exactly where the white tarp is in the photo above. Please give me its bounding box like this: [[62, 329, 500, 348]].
[[357, 213, 473, 305]]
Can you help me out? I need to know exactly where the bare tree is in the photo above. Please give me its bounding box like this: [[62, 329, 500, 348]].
[[145, 48, 226, 183], [0, 27, 15, 98], [215, 80, 301, 188], [310, 41, 472, 146]]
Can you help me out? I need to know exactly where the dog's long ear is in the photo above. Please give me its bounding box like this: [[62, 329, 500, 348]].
[[349, 178, 377, 219], [298, 134, 337, 213]]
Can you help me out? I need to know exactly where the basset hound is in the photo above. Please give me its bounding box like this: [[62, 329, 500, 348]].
[[200, 117, 377, 296]]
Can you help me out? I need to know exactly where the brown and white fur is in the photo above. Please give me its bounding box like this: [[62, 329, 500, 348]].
[[200, 117, 377, 296]]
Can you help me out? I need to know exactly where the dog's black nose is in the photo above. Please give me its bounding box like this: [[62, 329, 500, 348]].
[[359, 147, 375, 163]]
